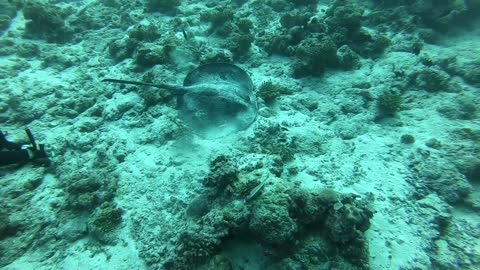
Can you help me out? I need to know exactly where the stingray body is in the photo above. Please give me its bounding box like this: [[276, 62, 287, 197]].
[[103, 63, 258, 138]]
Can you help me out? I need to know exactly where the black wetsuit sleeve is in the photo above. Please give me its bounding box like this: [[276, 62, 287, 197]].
[[0, 150, 30, 166], [0, 131, 23, 150], [1, 141, 23, 150]]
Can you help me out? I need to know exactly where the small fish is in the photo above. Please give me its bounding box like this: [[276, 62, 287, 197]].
[[182, 29, 189, 40], [244, 175, 269, 204]]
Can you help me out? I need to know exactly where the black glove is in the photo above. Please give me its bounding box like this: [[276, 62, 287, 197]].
[[23, 128, 51, 167], [25, 144, 50, 167]]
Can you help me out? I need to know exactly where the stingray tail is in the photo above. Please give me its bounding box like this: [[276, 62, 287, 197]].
[[102, 78, 185, 94]]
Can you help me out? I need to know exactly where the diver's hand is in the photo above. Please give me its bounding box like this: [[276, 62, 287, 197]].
[[22, 144, 51, 167]]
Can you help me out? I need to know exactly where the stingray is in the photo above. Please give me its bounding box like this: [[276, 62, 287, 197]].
[[103, 63, 258, 138]]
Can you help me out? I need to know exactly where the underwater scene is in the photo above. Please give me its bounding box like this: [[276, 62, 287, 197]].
[[0, 0, 479, 269]]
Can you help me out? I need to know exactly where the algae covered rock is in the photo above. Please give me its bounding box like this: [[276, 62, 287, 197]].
[[373, 0, 479, 32], [287, 0, 317, 5], [257, 81, 288, 103], [0, 0, 22, 33], [108, 36, 138, 62], [0, 38, 16, 56], [0, 207, 15, 240], [325, 193, 374, 266], [248, 120, 297, 162], [177, 198, 249, 267], [326, 0, 364, 31], [400, 134, 415, 144], [414, 66, 451, 92], [437, 98, 477, 120], [63, 169, 117, 211], [287, 189, 339, 226], [88, 202, 123, 244], [186, 194, 211, 219], [203, 155, 239, 190], [279, 10, 312, 29], [23, 0, 73, 43], [199, 46, 233, 64], [134, 43, 172, 67], [145, 0, 180, 14], [128, 23, 161, 42], [177, 155, 375, 269], [200, 6, 235, 28], [325, 195, 374, 244], [90, 202, 123, 233], [258, 33, 296, 56], [337, 44, 361, 70], [376, 89, 402, 117], [350, 28, 391, 58], [410, 156, 473, 204], [16, 41, 40, 58], [457, 60, 480, 87], [407, 0, 469, 31], [225, 33, 254, 59], [249, 193, 297, 246], [175, 227, 222, 266], [292, 36, 339, 77]]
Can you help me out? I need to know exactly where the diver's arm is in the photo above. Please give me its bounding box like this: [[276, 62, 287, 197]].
[[0, 131, 23, 150], [0, 150, 30, 166]]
